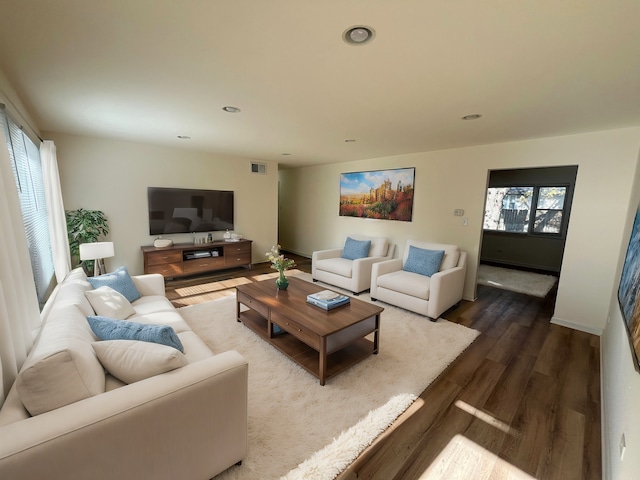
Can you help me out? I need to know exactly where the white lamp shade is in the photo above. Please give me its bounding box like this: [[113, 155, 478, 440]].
[[79, 242, 115, 261]]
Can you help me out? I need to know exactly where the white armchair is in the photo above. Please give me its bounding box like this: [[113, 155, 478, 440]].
[[371, 240, 466, 320], [312, 235, 396, 295]]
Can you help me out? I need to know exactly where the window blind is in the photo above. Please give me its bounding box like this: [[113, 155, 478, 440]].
[[1, 107, 55, 304]]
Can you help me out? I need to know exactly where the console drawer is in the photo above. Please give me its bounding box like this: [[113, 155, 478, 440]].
[[271, 311, 320, 350], [226, 242, 251, 254], [147, 263, 183, 276], [182, 256, 225, 274], [237, 291, 269, 318], [225, 253, 251, 267], [146, 250, 182, 266]]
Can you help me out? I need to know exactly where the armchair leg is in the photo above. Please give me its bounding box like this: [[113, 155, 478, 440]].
[[312, 279, 318, 283], [371, 298, 377, 302], [427, 316, 437, 322]]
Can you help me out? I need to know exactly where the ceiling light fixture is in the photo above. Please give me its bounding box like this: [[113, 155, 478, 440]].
[[281, 153, 291, 156], [222, 106, 241, 113], [177, 135, 191, 139], [462, 114, 482, 120], [343, 26, 375, 45], [345, 139, 356, 142]]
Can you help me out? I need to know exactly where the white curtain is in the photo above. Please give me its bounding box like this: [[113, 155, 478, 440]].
[[40, 140, 71, 282], [0, 127, 41, 406]]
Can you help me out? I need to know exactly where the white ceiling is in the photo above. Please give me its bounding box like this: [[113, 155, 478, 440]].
[[0, 0, 638, 168]]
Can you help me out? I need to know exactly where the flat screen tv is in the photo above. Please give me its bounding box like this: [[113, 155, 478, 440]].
[[148, 187, 234, 235]]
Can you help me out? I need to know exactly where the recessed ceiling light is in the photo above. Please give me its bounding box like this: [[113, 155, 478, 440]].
[[177, 135, 191, 139], [462, 114, 482, 120], [222, 106, 241, 113], [343, 26, 375, 45], [281, 153, 291, 156], [345, 139, 356, 142]]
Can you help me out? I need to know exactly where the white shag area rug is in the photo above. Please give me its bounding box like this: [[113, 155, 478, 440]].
[[179, 273, 479, 480], [477, 264, 557, 298]]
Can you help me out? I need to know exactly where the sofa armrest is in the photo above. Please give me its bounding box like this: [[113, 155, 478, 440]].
[[351, 256, 395, 293], [132, 273, 165, 296], [428, 266, 466, 318], [371, 259, 404, 298], [0, 351, 248, 480], [312, 248, 342, 262], [312, 248, 343, 278], [372, 258, 403, 278]]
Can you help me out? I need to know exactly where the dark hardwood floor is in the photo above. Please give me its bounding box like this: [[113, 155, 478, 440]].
[[165, 253, 601, 480]]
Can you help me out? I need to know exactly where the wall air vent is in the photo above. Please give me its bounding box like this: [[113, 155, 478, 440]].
[[251, 162, 267, 175]]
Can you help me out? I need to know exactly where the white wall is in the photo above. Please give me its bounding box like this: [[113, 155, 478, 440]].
[[50, 132, 279, 275], [601, 149, 640, 480], [279, 127, 640, 334]]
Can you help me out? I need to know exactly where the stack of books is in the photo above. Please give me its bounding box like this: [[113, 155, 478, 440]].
[[307, 290, 350, 310]]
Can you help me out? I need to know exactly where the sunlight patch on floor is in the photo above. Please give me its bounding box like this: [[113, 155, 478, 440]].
[[252, 269, 306, 282], [455, 400, 518, 436], [171, 290, 236, 306], [419, 434, 534, 480]]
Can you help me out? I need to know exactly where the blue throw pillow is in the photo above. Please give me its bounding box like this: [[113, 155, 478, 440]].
[[87, 316, 184, 352], [342, 237, 371, 260], [403, 246, 445, 277], [87, 266, 141, 302]]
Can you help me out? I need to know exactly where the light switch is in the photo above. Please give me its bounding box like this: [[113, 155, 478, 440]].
[[462, 218, 468, 226]]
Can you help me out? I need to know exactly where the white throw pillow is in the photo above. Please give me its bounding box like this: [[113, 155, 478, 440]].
[[92, 340, 187, 384], [85, 286, 136, 319]]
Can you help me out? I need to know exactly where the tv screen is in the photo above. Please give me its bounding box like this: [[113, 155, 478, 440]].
[[148, 187, 234, 235]]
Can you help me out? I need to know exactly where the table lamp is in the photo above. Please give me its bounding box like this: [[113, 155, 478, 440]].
[[79, 242, 115, 276]]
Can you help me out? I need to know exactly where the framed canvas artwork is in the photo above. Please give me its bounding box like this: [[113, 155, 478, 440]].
[[618, 202, 640, 371], [339, 167, 415, 221]]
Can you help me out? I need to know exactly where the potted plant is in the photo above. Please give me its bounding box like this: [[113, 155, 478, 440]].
[[66, 208, 110, 274]]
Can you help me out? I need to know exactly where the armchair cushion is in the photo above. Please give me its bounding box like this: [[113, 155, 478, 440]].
[[377, 270, 431, 299], [342, 237, 371, 260], [403, 246, 444, 277], [316, 258, 354, 278]]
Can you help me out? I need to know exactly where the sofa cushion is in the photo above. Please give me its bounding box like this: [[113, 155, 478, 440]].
[[88, 266, 141, 302], [16, 305, 106, 416], [128, 310, 192, 334], [85, 286, 136, 319], [131, 295, 178, 316], [92, 340, 187, 384], [342, 237, 371, 260], [315, 257, 354, 278], [403, 246, 445, 277], [377, 270, 431, 299], [87, 316, 184, 352]]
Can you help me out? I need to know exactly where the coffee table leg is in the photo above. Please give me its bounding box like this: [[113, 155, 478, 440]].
[[373, 314, 380, 354], [320, 337, 327, 386], [236, 298, 240, 322]]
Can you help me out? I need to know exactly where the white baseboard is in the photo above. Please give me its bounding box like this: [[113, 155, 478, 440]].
[[550, 316, 603, 336]]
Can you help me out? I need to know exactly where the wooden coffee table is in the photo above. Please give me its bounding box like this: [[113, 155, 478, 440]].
[[236, 277, 383, 385]]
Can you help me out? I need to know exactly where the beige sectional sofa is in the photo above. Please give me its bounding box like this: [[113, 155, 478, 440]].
[[0, 267, 248, 480]]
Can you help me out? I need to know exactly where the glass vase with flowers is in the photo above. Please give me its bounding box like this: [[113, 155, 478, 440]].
[[266, 245, 296, 290]]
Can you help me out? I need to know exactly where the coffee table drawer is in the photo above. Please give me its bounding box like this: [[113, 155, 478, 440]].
[[237, 291, 269, 318], [271, 311, 320, 350]]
